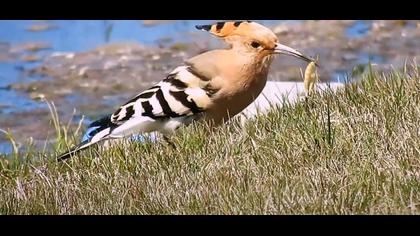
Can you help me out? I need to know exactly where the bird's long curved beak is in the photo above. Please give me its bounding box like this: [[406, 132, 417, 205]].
[[274, 43, 317, 66]]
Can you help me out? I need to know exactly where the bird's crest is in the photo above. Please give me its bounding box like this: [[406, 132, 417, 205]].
[[195, 21, 253, 37]]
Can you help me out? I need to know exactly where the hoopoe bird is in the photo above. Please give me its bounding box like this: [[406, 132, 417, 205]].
[[57, 21, 315, 161]]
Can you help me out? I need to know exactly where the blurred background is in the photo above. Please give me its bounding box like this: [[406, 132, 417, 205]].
[[0, 20, 419, 154]]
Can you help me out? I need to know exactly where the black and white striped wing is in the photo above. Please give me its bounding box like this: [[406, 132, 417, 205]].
[[107, 66, 214, 137]]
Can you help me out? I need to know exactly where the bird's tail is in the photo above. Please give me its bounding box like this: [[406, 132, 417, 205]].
[[56, 139, 97, 162], [57, 115, 115, 162]]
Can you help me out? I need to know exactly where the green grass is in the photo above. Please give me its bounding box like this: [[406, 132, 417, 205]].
[[0, 63, 419, 214]]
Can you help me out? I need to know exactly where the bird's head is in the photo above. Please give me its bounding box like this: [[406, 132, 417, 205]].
[[196, 21, 316, 65]]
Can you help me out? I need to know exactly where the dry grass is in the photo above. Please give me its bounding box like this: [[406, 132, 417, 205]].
[[0, 63, 419, 214]]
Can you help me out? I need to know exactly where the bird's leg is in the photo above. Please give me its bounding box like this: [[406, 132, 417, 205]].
[[163, 135, 176, 150]]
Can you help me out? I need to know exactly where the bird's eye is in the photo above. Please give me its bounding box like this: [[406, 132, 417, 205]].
[[251, 42, 261, 48]]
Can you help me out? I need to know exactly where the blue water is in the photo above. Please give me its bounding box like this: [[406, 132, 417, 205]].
[[346, 20, 372, 39], [0, 20, 196, 52]]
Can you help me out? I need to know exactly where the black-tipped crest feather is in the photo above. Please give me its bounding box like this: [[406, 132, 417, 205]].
[[195, 24, 211, 31], [195, 21, 253, 33]]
